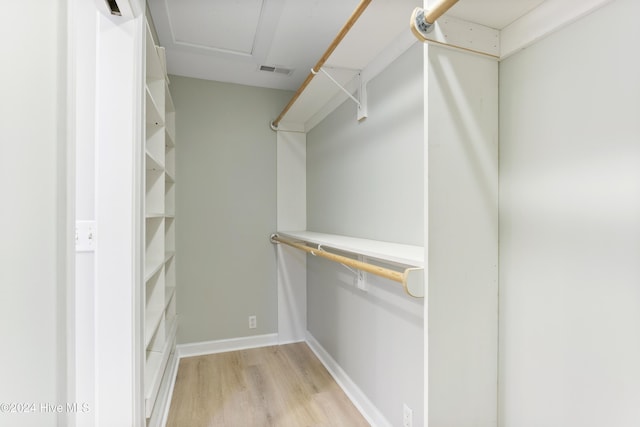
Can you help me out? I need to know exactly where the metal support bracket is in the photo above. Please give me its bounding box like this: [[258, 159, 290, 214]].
[[356, 255, 368, 291], [356, 74, 368, 121], [312, 67, 368, 122]]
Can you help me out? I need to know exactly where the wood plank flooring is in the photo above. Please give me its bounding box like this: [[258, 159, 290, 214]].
[[166, 342, 370, 427]]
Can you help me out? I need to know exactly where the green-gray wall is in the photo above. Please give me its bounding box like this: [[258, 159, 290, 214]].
[[171, 76, 292, 344]]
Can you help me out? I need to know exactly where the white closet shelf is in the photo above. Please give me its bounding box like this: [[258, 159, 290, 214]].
[[165, 129, 175, 147], [144, 15, 177, 421], [274, 231, 424, 297], [146, 150, 164, 172], [277, 231, 424, 267], [273, 0, 418, 131], [165, 286, 176, 308], [145, 88, 164, 126], [165, 82, 175, 111], [144, 257, 165, 282], [144, 317, 176, 418], [145, 22, 164, 82], [144, 308, 164, 348]]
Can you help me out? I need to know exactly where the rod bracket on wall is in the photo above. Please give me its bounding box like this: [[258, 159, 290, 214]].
[[410, 8, 435, 39], [312, 67, 368, 122], [410, 0, 460, 42]]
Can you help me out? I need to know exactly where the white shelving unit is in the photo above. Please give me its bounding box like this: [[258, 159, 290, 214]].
[[144, 19, 177, 420], [275, 231, 424, 298], [277, 231, 424, 267]]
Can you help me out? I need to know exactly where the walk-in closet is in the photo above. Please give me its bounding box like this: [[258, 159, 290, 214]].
[[3, 0, 639, 426]]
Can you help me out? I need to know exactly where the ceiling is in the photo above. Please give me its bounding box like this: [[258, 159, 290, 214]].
[[147, 0, 546, 91]]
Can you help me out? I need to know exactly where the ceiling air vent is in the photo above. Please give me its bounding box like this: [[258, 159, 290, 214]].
[[259, 65, 293, 76]]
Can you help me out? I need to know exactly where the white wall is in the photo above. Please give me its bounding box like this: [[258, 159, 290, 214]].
[[276, 131, 307, 344], [70, 0, 97, 423], [307, 44, 424, 245], [94, 11, 145, 425], [306, 43, 424, 427], [426, 45, 499, 427], [171, 76, 292, 344], [499, 0, 640, 425], [0, 1, 67, 426]]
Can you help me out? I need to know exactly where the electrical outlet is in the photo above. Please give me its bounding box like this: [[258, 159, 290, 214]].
[[403, 403, 413, 427], [248, 315, 257, 329]]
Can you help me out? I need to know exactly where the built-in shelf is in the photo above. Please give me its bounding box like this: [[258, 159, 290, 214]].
[[145, 88, 164, 127], [165, 128, 175, 147], [146, 151, 164, 172], [145, 22, 164, 82], [165, 286, 176, 308], [144, 317, 176, 418], [144, 308, 164, 348], [145, 257, 164, 281], [277, 231, 424, 267], [143, 16, 177, 421]]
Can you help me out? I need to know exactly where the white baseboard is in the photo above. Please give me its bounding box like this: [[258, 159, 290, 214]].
[[176, 333, 280, 359], [145, 347, 179, 427], [156, 349, 179, 427], [305, 332, 392, 427]]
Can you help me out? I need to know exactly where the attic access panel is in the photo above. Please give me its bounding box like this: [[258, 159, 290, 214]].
[[166, 0, 263, 55]]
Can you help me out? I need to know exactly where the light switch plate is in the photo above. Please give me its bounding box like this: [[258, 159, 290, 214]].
[[76, 221, 96, 252]]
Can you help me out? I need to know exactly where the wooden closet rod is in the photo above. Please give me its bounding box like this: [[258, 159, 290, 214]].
[[424, 0, 459, 24], [410, 0, 460, 42], [271, 234, 424, 298], [271, 0, 372, 130]]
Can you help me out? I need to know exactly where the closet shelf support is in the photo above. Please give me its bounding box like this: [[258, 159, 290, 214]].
[[311, 68, 368, 121], [270, 233, 424, 298], [270, 0, 372, 130]]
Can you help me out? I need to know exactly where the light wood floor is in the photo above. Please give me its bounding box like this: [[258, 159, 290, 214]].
[[166, 342, 370, 427]]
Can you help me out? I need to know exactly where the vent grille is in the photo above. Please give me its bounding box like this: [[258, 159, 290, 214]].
[[259, 65, 293, 76]]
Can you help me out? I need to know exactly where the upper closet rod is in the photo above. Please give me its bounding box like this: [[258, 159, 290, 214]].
[[410, 0, 460, 41], [271, 234, 424, 298], [270, 0, 372, 130]]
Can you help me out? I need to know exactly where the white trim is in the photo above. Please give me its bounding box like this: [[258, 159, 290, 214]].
[[305, 332, 393, 427], [426, 14, 500, 59], [176, 333, 280, 359], [94, 12, 142, 425], [147, 348, 179, 427], [276, 131, 308, 344], [500, 0, 615, 59], [275, 121, 305, 133]]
